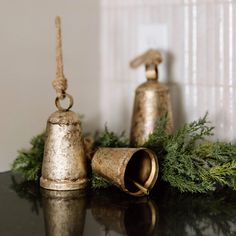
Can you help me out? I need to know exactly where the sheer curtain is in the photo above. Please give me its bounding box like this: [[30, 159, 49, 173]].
[[99, 0, 236, 141]]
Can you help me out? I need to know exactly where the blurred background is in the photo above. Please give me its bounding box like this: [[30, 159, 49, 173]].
[[0, 0, 235, 171]]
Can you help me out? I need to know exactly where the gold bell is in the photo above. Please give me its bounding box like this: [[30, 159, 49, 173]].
[[40, 17, 88, 190], [130, 49, 174, 146], [92, 147, 158, 197]]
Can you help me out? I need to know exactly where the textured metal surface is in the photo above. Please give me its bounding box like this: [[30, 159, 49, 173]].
[[41, 189, 87, 236], [40, 110, 88, 190], [130, 81, 173, 146], [92, 147, 158, 197]]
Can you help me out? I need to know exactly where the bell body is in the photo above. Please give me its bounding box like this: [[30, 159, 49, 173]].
[[130, 81, 173, 146], [40, 110, 88, 190], [92, 147, 158, 197]]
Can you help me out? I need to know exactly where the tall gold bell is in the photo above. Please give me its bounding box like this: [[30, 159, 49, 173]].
[[40, 16, 88, 190], [130, 49, 174, 146], [40, 97, 88, 190]]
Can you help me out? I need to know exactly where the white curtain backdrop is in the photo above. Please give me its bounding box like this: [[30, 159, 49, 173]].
[[100, 0, 236, 141]]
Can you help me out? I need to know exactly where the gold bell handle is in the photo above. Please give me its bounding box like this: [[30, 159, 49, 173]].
[[130, 49, 162, 81]]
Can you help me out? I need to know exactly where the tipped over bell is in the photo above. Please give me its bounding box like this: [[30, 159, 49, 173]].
[[92, 147, 158, 197], [40, 94, 88, 190]]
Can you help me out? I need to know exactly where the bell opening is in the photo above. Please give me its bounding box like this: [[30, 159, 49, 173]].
[[124, 150, 152, 194]]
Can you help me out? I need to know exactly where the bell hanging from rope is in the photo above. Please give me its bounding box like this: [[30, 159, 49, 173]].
[[130, 49, 174, 147], [40, 16, 88, 190]]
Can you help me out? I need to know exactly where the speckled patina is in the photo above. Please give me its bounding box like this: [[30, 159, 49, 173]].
[[40, 110, 88, 190], [130, 81, 173, 146], [130, 49, 174, 146]]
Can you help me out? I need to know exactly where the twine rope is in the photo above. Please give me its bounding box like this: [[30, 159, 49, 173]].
[[130, 49, 162, 68], [52, 16, 68, 100]]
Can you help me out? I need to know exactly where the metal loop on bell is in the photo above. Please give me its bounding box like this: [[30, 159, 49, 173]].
[[55, 93, 74, 111]]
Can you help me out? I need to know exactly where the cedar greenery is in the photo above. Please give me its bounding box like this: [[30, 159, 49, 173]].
[[12, 133, 46, 182], [11, 113, 236, 193], [95, 126, 128, 148], [144, 113, 236, 193]]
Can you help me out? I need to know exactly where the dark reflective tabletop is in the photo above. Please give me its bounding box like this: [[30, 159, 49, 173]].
[[0, 172, 235, 236]]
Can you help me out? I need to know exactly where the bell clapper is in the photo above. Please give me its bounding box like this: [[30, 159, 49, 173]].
[[127, 177, 149, 195]]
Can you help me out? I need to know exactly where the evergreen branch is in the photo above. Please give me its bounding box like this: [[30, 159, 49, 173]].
[[95, 125, 128, 147], [207, 161, 236, 189], [11, 132, 46, 182], [91, 174, 112, 189], [11, 113, 236, 194]]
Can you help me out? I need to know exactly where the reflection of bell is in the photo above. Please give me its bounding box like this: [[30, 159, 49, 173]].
[[92, 148, 158, 197], [40, 16, 88, 190], [130, 49, 174, 146], [41, 189, 87, 236], [91, 191, 158, 236]]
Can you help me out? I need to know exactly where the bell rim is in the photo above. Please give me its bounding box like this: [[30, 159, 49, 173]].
[[40, 176, 88, 191]]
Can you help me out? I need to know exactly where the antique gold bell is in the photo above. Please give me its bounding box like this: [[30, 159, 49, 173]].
[[40, 17, 88, 190], [92, 147, 158, 197], [130, 49, 174, 146]]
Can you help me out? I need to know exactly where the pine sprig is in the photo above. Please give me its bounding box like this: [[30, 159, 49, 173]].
[[95, 126, 128, 147], [91, 174, 112, 189], [12, 132, 46, 182], [143, 114, 169, 155], [147, 114, 236, 193]]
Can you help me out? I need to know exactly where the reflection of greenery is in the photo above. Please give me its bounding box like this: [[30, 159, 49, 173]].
[[11, 176, 41, 214], [155, 185, 236, 236]]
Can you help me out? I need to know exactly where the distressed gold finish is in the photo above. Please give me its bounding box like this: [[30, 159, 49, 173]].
[[130, 49, 174, 146], [91, 192, 158, 235], [92, 148, 158, 197], [40, 16, 88, 190], [41, 189, 87, 236], [40, 109, 88, 190]]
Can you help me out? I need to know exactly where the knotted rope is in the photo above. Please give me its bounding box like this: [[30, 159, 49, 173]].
[[130, 49, 162, 68], [52, 16, 73, 111], [52, 16, 68, 100], [130, 49, 162, 80]]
